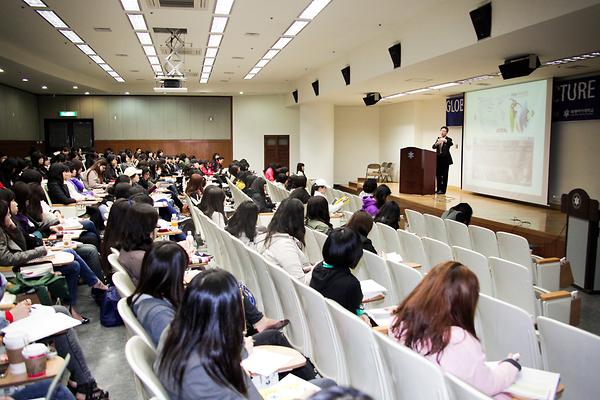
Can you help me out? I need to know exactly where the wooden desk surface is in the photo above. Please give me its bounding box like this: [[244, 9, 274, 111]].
[[0, 356, 65, 388], [249, 345, 306, 374], [156, 229, 183, 237], [29, 251, 74, 267]]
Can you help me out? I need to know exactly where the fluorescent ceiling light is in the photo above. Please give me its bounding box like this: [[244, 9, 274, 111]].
[[127, 14, 147, 31], [59, 29, 83, 44], [90, 55, 105, 64], [124, 92, 130, 95], [143, 46, 156, 56], [200, 78, 208, 84], [148, 56, 160, 65], [201, 73, 210, 79], [136, 32, 152, 45], [207, 34, 222, 47], [202, 66, 212, 73], [23, 0, 47, 7], [77, 44, 95, 55], [263, 49, 279, 59], [36, 10, 68, 28], [214, 0, 234, 15], [283, 20, 309, 37], [256, 59, 269, 68], [272, 37, 292, 50], [384, 93, 406, 100], [115, 77, 125, 82], [99, 64, 112, 71], [211, 16, 228, 33], [299, 0, 331, 20], [406, 88, 430, 94], [120, 0, 140, 11], [108, 71, 120, 77], [429, 82, 459, 90], [152, 64, 162, 73], [244, 73, 255, 80], [204, 58, 215, 66], [250, 67, 261, 74], [0, 68, 4, 73], [205, 48, 218, 58]]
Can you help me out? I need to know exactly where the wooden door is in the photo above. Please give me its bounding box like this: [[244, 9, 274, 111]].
[[264, 135, 289, 169]]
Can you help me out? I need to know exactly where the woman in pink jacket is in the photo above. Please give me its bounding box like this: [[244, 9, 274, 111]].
[[389, 261, 520, 399]]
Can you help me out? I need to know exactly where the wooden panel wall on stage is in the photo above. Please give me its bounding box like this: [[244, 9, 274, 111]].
[[94, 139, 233, 163], [0, 141, 44, 157]]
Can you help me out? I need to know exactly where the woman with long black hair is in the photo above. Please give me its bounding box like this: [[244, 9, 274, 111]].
[[306, 196, 333, 235], [225, 201, 259, 246], [199, 185, 227, 228], [248, 177, 275, 213]]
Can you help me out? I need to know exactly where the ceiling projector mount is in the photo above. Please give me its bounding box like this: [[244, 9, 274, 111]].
[[363, 92, 382, 106], [154, 28, 187, 92]]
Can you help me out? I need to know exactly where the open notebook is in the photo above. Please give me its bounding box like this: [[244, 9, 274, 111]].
[[2, 305, 81, 342], [485, 363, 560, 400], [259, 374, 321, 400]]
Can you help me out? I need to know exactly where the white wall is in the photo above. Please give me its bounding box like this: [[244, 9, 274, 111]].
[[0, 84, 39, 140], [299, 103, 335, 184], [334, 106, 380, 185], [232, 94, 299, 172]]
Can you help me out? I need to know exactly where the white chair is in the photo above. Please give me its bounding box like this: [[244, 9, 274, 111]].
[[445, 373, 493, 400], [113, 271, 135, 298], [397, 229, 430, 272], [445, 219, 472, 249], [452, 246, 494, 296], [108, 253, 127, 275], [537, 316, 600, 400], [303, 228, 323, 265], [424, 213, 449, 243], [405, 209, 426, 237], [348, 194, 362, 212], [312, 229, 328, 253], [291, 279, 347, 384], [326, 300, 389, 399], [226, 177, 252, 208], [266, 264, 312, 356], [125, 336, 169, 400], [184, 194, 204, 239], [362, 250, 397, 307], [386, 259, 422, 302], [476, 294, 542, 368], [246, 248, 285, 320], [374, 333, 451, 400], [422, 237, 454, 268], [376, 222, 403, 256], [489, 257, 573, 324], [497, 231, 560, 291], [230, 238, 264, 311], [468, 225, 499, 258], [368, 222, 386, 255], [218, 229, 245, 280], [117, 298, 156, 351]]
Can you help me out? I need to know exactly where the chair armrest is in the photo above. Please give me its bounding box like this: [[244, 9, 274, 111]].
[[539, 290, 571, 301], [534, 257, 561, 265], [404, 262, 421, 269], [372, 326, 388, 335]]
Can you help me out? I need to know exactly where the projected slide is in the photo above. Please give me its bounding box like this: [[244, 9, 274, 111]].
[[462, 80, 552, 205]]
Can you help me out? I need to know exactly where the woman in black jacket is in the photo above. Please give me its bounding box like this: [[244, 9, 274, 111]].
[[249, 177, 275, 212], [346, 210, 377, 254]]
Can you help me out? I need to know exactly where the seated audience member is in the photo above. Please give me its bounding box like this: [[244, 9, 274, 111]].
[[274, 172, 288, 189], [288, 175, 311, 204], [248, 177, 275, 213], [264, 163, 277, 182], [296, 162, 306, 176], [225, 201, 260, 246], [311, 179, 344, 213], [184, 173, 206, 207], [105, 154, 119, 181], [117, 203, 158, 286], [374, 200, 401, 230], [199, 185, 227, 229], [82, 159, 108, 189], [257, 198, 312, 283], [309, 386, 373, 400], [310, 228, 369, 324], [358, 178, 377, 199], [123, 166, 142, 186], [346, 211, 377, 254], [441, 202, 473, 225], [306, 196, 333, 235], [390, 261, 521, 398], [137, 167, 152, 190], [100, 199, 131, 277], [362, 184, 391, 217]]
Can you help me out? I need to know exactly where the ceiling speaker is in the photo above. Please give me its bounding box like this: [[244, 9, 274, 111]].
[[312, 80, 319, 96], [469, 2, 492, 40], [362, 92, 381, 106], [388, 43, 401, 69], [292, 90, 298, 103], [341, 66, 351, 85], [498, 55, 541, 79]]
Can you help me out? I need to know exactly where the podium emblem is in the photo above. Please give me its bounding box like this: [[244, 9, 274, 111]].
[[408, 151, 414, 159], [572, 193, 581, 209]]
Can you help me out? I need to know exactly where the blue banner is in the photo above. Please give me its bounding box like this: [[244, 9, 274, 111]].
[[552, 75, 600, 121], [446, 95, 464, 126]]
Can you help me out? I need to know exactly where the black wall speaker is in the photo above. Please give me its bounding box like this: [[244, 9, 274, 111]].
[[362, 92, 382, 106], [312, 80, 319, 96], [292, 90, 298, 103], [498, 55, 541, 79], [469, 2, 492, 40], [341, 66, 351, 85], [388, 43, 401, 69]]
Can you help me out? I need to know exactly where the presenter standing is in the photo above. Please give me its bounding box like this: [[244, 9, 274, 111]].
[[432, 126, 453, 194]]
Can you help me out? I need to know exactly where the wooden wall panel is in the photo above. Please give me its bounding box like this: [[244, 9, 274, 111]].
[[0, 141, 43, 157]]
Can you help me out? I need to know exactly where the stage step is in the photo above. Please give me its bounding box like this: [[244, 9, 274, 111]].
[[334, 184, 359, 195]]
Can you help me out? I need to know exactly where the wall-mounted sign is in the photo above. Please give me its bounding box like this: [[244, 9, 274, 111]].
[[59, 111, 77, 117], [552, 75, 599, 121], [446, 95, 464, 126]]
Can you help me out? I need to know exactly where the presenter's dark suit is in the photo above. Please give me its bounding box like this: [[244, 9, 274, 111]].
[[432, 136, 453, 194]]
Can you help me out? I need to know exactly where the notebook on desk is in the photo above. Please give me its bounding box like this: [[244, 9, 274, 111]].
[[2, 305, 81, 342]]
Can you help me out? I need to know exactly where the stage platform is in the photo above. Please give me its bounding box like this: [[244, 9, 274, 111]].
[[336, 181, 566, 258]]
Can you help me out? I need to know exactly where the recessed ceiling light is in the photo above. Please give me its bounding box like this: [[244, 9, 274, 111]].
[[143, 46, 156, 56], [272, 37, 292, 50], [201, 73, 210, 80], [99, 64, 113, 71], [136, 32, 152, 45], [214, 0, 234, 15], [204, 58, 215, 66], [250, 67, 261, 74], [207, 34, 222, 47], [244, 73, 255, 80], [383, 93, 406, 100], [127, 14, 147, 31], [299, 0, 332, 20], [205, 48, 218, 58], [429, 82, 459, 90], [283, 20, 309, 37], [239, 91, 244, 95], [23, 0, 47, 7], [263, 49, 279, 60], [148, 56, 160, 65], [256, 59, 269, 68], [115, 77, 125, 82], [124, 92, 130, 95], [84, 91, 90, 95], [73, 86, 78, 89], [202, 66, 212, 74], [41, 85, 47, 89], [59, 29, 83, 44], [108, 71, 120, 77], [200, 78, 208, 84], [21, 78, 29, 82], [89, 55, 105, 64], [77, 44, 95, 55], [0, 68, 4, 73], [211, 16, 228, 33], [120, 0, 140, 11], [36, 10, 68, 28]]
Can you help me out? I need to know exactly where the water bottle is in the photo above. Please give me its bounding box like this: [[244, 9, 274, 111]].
[[170, 213, 178, 229], [186, 231, 195, 254]]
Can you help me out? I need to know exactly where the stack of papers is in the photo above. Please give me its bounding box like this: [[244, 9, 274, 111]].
[[360, 279, 388, 300], [385, 252, 403, 263], [504, 367, 560, 400], [2, 305, 81, 342], [365, 307, 396, 327], [259, 374, 321, 400], [242, 348, 293, 376]]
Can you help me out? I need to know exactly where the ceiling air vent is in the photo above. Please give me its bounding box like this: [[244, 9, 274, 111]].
[[160, 47, 202, 56], [94, 27, 112, 32], [187, 72, 199, 78], [146, 0, 207, 9]]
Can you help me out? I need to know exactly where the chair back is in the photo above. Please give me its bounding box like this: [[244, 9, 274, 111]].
[[405, 209, 426, 237], [184, 194, 203, 237], [362, 250, 397, 306], [312, 229, 329, 253], [488, 257, 537, 317], [386, 259, 422, 302], [246, 248, 285, 320], [326, 300, 389, 399], [496, 231, 535, 281], [125, 336, 170, 400], [445, 373, 493, 400], [368, 222, 386, 255], [113, 271, 135, 298], [108, 253, 127, 275], [117, 298, 156, 351], [424, 214, 449, 243], [422, 237, 454, 269], [537, 316, 600, 400], [230, 238, 264, 310], [452, 246, 494, 296], [468, 225, 499, 258], [376, 222, 403, 255], [374, 333, 451, 400], [445, 219, 472, 249], [476, 294, 542, 368], [397, 229, 430, 272], [303, 228, 323, 265]]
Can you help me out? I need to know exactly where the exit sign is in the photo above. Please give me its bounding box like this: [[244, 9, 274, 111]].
[[59, 111, 77, 117]]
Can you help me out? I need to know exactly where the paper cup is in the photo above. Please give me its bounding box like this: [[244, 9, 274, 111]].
[[22, 343, 48, 378], [4, 331, 28, 374]]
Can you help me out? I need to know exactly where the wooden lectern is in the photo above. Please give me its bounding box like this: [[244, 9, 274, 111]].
[[399, 147, 436, 195]]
